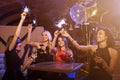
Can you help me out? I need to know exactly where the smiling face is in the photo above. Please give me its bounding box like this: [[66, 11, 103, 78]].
[[41, 31, 52, 42], [58, 37, 65, 47], [16, 42, 22, 51], [42, 32, 49, 42], [97, 30, 107, 43]]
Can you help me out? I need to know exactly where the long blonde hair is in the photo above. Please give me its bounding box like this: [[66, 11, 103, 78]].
[[41, 30, 52, 41]]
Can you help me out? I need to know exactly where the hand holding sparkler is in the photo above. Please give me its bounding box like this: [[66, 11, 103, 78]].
[[21, 12, 27, 20], [20, 6, 29, 20], [60, 28, 69, 38], [27, 24, 32, 32], [54, 30, 60, 38], [55, 18, 67, 30]]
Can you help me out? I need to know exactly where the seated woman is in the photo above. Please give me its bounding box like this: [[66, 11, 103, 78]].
[[27, 24, 53, 63], [49, 30, 74, 80], [52, 30, 74, 63], [27, 24, 53, 80]]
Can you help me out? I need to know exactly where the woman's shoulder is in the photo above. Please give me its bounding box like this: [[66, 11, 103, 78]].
[[107, 47, 118, 61], [88, 45, 98, 52], [108, 47, 118, 55]]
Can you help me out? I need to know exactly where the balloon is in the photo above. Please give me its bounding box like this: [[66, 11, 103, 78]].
[[70, 3, 85, 25]]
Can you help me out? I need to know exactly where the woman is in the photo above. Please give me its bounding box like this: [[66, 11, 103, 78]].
[[52, 30, 73, 63], [27, 24, 53, 80], [2, 12, 37, 80], [49, 30, 74, 80], [60, 26, 118, 80], [27, 24, 53, 62]]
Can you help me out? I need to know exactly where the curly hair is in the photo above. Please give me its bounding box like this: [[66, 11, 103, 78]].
[[97, 26, 115, 48]]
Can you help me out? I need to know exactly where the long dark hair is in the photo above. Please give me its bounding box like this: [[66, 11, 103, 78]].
[[56, 35, 68, 50], [97, 26, 115, 48]]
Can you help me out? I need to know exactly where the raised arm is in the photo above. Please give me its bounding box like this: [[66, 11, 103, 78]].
[[21, 48, 37, 72], [51, 30, 59, 51], [9, 12, 27, 51], [60, 29, 91, 52], [27, 24, 39, 48]]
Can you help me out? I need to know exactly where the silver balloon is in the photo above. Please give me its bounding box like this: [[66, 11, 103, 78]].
[[70, 3, 85, 25]]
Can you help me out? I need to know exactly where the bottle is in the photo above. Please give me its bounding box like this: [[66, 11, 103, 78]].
[[32, 47, 37, 54]]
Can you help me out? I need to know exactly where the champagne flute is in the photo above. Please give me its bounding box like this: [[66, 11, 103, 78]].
[[32, 47, 37, 54], [32, 48, 37, 62]]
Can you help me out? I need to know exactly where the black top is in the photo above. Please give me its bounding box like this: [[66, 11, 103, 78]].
[[86, 47, 112, 80], [28, 47, 53, 79], [5, 49, 22, 70], [34, 46, 53, 63], [2, 49, 25, 80]]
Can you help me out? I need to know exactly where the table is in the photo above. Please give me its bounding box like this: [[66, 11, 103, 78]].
[[27, 61, 84, 80]]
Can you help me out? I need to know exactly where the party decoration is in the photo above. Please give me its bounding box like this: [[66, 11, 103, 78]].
[[70, 3, 85, 25]]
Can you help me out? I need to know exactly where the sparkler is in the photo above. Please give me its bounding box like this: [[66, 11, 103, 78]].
[[32, 19, 37, 27], [23, 6, 29, 13], [33, 19, 36, 25], [55, 18, 67, 29]]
